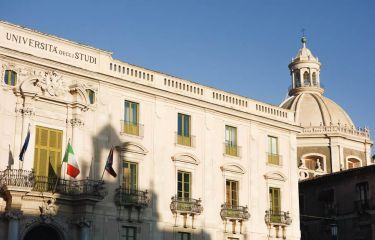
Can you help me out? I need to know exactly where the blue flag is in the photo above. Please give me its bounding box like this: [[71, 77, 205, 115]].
[[19, 128, 30, 161]]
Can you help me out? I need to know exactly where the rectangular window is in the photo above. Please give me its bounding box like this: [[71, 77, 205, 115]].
[[121, 226, 136, 240], [178, 232, 191, 240], [123, 161, 138, 191], [225, 125, 238, 156], [269, 187, 281, 223], [124, 101, 140, 136], [267, 136, 280, 165], [356, 182, 369, 205], [34, 126, 63, 191], [177, 113, 191, 146], [226, 180, 239, 207], [177, 171, 191, 200]]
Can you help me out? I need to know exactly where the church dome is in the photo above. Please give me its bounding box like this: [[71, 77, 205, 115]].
[[280, 92, 354, 127]]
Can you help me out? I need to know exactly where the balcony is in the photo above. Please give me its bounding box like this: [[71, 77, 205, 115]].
[[220, 204, 250, 221], [267, 153, 282, 166], [176, 133, 196, 147], [115, 188, 150, 208], [224, 143, 241, 157], [170, 196, 203, 215], [0, 168, 105, 201], [120, 120, 144, 137], [354, 200, 374, 214], [265, 210, 292, 225]]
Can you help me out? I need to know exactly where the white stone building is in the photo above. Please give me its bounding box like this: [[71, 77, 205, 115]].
[[0, 21, 303, 240]]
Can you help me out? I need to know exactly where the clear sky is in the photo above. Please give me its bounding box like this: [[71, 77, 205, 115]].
[[1, 0, 374, 143]]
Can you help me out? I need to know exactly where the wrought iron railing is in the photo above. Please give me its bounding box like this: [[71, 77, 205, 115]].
[[224, 143, 241, 157], [0, 168, 35, 188], [0, 169, 105, 199], [220, 204, 250, 220], [120, 120, 144, 137], [267, 153, 282, 166], [265, 210, 292, 225], [170, 196, 203, 215], [115, 188, 150, 207]]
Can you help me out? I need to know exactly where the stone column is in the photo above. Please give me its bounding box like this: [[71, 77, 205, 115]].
[[5, 209, 23, 240], [78, 219, 91, 240]]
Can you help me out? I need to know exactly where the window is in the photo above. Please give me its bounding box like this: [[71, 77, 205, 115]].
[[267, 136, 280, 165], [356, 182, 369, 206], [303, 71, 310, 86], [178, 232, 191, 240], [34, 126, 63, 190], [226, 180, 238, 207], [177, 113, 191, 146], [124, 101, 140, 136], [269, 187, 281, 222], [294, 70, 301, 87], [225, 125, 238, 156], [312, 72, 317, 86], [4, 70, 17, 86], [123, 161, 138, 191], [86, 89, 95, 104], [121, 226, 136, 240], [347, 158, 361, 169], [177, 171, 191, 200]]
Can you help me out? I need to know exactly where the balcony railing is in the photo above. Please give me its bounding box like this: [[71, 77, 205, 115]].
[[115, 188, 150, 207], [267, 153, 282, 166], [265, 210, 292, 225], [224, 143, 241, 157], [175, 132, 196, 147], [0, 169, 105, 200], [120, 120, 144, 137], [220, 204, 250, 221], [170, 196, 203, 215], [302, 125, 370, 139], [354, 200, 374, 213]]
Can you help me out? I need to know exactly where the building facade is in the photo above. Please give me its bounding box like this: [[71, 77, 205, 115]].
[[299, 165, 375, 240], [279, 37, 373, 180], [0, 21, 302, 240]]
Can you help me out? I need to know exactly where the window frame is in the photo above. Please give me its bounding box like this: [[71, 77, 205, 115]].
[[123, 161, 138, 191], [177, 170, 191, 200], [4, 70, 17, 86], [121, 226, 137, 240], [225, 179, 239, 207]]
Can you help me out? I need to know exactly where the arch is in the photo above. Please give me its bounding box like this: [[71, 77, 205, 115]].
[[264, 171, 287, 182], [20, 217, 68, 240], [23, 224, 63, 240], [300, 153, 326, 171], [171, 152, 200, 165], [117, 141, 148, 156], [312, 72, 317, 86], [220, 163, 246, 175], [69, 83, 89, 107], [346, 155, 362, 169], [294, 70, 301, 87], [303, 71, 310, 86]]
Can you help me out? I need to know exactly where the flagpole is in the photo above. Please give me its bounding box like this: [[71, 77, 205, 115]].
[[53, 138, 70, 194], [101, 146, 112, 181]]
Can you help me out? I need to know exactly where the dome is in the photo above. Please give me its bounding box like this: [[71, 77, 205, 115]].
[[280, 92, 354, 127]]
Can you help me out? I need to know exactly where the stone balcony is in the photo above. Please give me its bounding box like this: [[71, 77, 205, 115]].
[[265, 210, 292, 226], [220, 204, 250, 234], [114, 187, 151, 208], [170, 196, 203, 228]]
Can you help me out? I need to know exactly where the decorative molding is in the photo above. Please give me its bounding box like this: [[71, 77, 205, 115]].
[[16, 107, 35, 117], [36, 71, 68, 97], [5, 208, 23, 220], [76, 217, 92, 228], [264, 171, 287, 182], [69, 117, 85, 127], [220, 163, 246, 175], [117, 142, 148, 156], [171, 152, 200, 165], [39, 198, 58, 217]]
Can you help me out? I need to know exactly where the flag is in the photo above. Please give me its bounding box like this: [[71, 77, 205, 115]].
[[19, 127, 30, 161], [63, 142, 80, 178], [105, 147, 117, 177]]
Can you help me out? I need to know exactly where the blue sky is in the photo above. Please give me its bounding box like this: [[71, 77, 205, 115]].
[[1, 0, 374, 141]]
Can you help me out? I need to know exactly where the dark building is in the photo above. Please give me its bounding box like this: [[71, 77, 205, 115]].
[[299, 165, 375, 240]]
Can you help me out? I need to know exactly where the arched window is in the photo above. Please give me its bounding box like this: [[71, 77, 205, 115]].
[[300, 154, 325, 179], [4, 70, 17, 86], [303, 71, 310, 86], [312, 72, 317, 86], [294, 71, 301, 87], [347, 158, 361, 169], [86, 89, 95, 104]]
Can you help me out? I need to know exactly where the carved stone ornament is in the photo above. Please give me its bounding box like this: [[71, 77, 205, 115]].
[[75, 217, 91, 228], [5, 209, 23, 220], [16, 107, 35, 117], [70, 117, 85, 127], [36, 71, 68, 97], [39, 198, 58, 217]]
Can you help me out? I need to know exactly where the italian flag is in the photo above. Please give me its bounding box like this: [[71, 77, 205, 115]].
[[63, 142, 80, 178]]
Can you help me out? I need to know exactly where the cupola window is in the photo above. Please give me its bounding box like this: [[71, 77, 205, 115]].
[[303, 71, 310, 86], [4, 70, 17, 86], [294, 71, 301, 87], [312, 72, 317, 86]]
